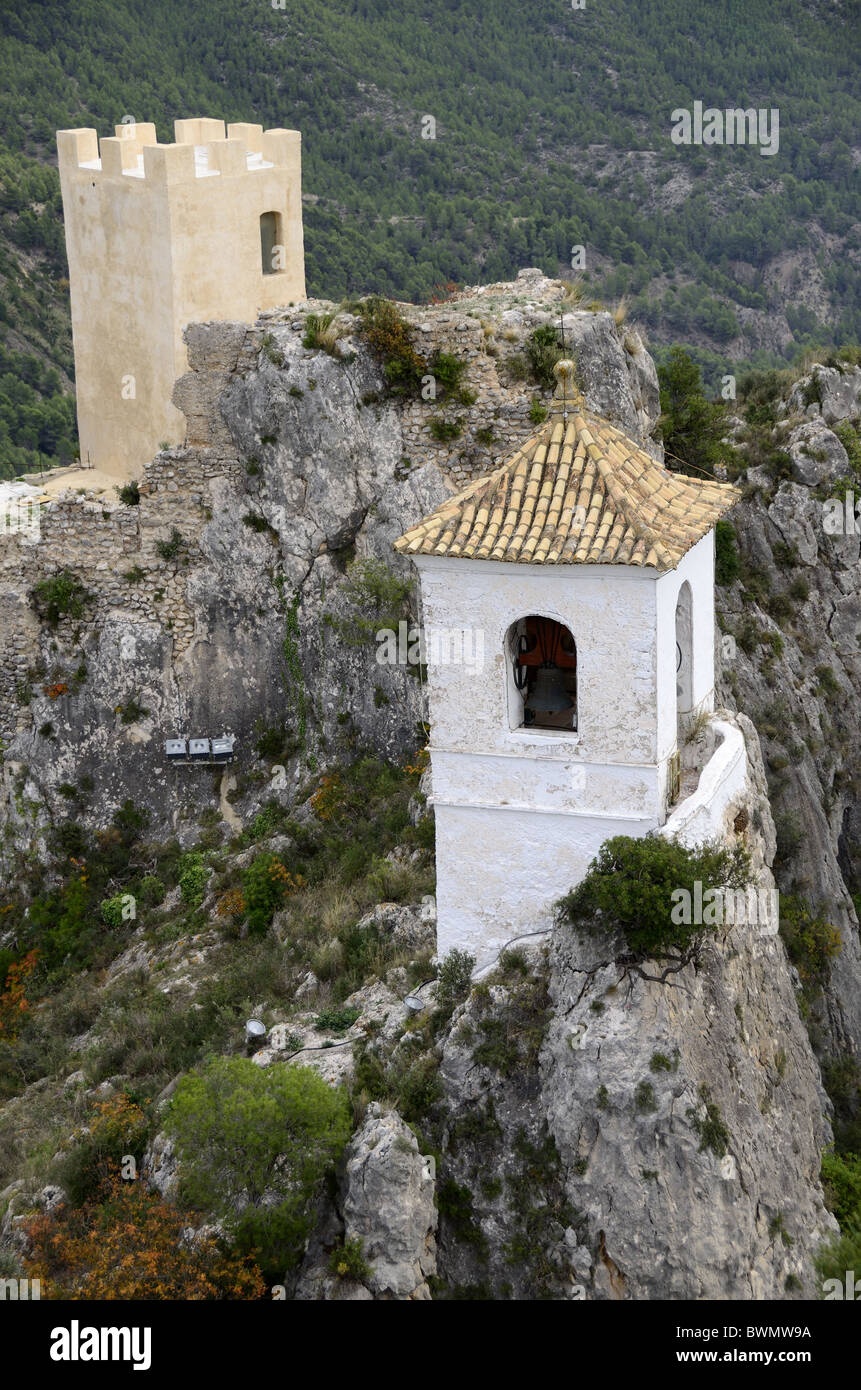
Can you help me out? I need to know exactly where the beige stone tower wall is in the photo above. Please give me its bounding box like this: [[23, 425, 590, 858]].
[[57, 118, 306, 480]]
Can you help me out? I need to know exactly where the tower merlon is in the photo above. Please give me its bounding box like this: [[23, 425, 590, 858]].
[[99, 135, 143, 176], [114, 121, 158, 146], [174, 117, 226, 145], [57, 128, 98, 170], [228, 122, 264, 153]]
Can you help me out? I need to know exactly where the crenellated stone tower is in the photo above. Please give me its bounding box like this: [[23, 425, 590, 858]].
[[57, 117, 306, 479]]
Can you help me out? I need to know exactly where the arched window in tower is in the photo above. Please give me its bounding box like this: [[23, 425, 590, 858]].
[[508, 615, 577, 731], [259, 211, 283, 275], [675, 581, 693, 740]]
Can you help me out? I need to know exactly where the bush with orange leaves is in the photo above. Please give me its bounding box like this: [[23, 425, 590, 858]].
[[0, 949, 39, 1039], [310, 773, 342, 821], [54, 1094, 151, 1206], [216, 887, 246, 920], [242, 853, 305, 936], [404, 747, 430, 780], [24, 1172, 266, 1300]]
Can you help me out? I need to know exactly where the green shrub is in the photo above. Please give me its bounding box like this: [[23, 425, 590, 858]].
[[429, 350, 466, 395], [333, 558, 412, 645], [555, 834, 750, 964], [634, 1080, 657, 1113], [242, 852, 295, 935], [100, 894, 131, 929], [52, 1094, 149, 1207], [328, 1236, 370, 1281], [116, 480, 140, 506], [139, 875, 165, 907], [779, 895, 841, 1006], [357, 297, 424, 396], [821, 1151, 861, 1227], [155, 528, 184, 561], [815, 1226, 861, 1293], [166, 1057, 350, 1275], [687, 1084, 730, 1157], [31, 571, 91, 627], [815, 665, 840, 699], [178, 852, 209, 906], [437, 948, 475, 1010], [714, 520, 741, 586], [314, 1005, 361, 1034], [525, 324, 564, 390], [429, 417, 462, 442], [117, 694, 149, 725]]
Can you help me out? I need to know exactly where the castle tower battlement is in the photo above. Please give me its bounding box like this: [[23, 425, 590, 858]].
[[57, 118, 306, 479]]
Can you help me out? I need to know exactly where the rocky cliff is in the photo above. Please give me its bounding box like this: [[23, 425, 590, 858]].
[[716, 362, 861, 1064], [0, 269, 657, 868], [1, 275, 860, 1300]]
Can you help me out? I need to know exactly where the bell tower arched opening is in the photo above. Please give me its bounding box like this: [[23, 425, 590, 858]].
[[675, 581, 693, 740], [508, 615, 577, 731]]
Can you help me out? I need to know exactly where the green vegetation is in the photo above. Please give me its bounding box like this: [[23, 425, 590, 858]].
[[1, 0, 858, 473], [714, 520, 741, 587], [556, 834, 750, 966], [327, 557, 413, 648], [328, 1237, 370, 1281], [167, 1056, 350, 1276], [436, 949, 475, 1012], [315, 1004, 361, 1034], [657, 348, 731, 478], [31, 571, 91, 627], [154, 528, 184, 561], [778, 894, 842, 1015], [686, 1084, 731, 1158], [116, 480, 140, 506]]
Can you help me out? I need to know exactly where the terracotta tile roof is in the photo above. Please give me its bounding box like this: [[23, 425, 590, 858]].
[[394, 361, 741, 572]]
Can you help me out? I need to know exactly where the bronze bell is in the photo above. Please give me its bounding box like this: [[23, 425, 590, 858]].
[[525, 663, 573, 715]]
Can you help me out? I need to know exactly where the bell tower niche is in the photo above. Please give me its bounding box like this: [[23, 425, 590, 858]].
[[509, 615, 577, 731], [395, 360, 740, 970]]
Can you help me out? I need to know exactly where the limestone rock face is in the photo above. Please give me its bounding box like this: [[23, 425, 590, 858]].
[[787, 419, 851, 488], [342, 1103, 437, 1299], [784, 364, 861, 426], [717, 387, 861, 1060], [0, 275, 657, 852], [294, 1102, 437, 1301]]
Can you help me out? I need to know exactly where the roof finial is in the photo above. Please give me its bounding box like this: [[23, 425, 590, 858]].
[[553, 357, 582, 419]]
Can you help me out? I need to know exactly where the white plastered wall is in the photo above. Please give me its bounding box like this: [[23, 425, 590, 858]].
[[417, 539, 718, 968], [416, 555, 662, 967], [655, 531, 716, 768]]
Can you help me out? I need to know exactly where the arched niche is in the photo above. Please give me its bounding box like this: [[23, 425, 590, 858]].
[[506, 614, 577, 732]]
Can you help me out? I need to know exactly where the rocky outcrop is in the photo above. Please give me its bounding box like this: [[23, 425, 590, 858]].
[[436, 739, 837, 1298], [342, 1104, 437, 1299], [0, 274, 658, 863], [717, 368, 861, 1059], [295, 1103, 437, 1300]]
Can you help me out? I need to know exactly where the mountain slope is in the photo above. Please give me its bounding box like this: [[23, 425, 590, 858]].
[[0, 0, 858, 473]]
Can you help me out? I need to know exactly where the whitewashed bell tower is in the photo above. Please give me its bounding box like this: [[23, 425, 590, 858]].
[[395, 361, 740, 969]]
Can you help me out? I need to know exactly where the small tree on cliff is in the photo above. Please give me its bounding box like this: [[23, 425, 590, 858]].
[[555, 834, 750, 980]]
